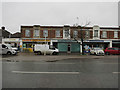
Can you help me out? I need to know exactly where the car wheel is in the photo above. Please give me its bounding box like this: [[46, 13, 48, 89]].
[[90, 52, 92, 55], [52, 52, 57, 55], [7, 51, 12, 55], [37, 51, 41, 55], [96, 53, 99, 56], [105, 52, 110, 55]]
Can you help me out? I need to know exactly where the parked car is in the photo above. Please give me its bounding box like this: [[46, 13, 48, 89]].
[[0, 44, 17, 55], [90, 47, 104, 55], [11, 46, 19, 53], [104, 47, 120, 55], [34, 44, 59, 55]]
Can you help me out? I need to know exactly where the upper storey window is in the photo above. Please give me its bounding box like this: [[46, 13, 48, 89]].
[[43, 30, 48, 37], [102, 31, 107, 38], [65, 29, 69, 38], [114, 31, 118, 38], [73, 30, 78, 38], [25, 29, 30, 37], [56, 30, 60, 37], [94, 30, 98, 38], [34, 29, 40, 37]]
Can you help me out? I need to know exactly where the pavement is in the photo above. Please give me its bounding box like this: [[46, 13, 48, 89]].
[[2, 52, 119, 62]]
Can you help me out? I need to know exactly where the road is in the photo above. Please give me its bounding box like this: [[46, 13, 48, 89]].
[[2, 53, 119, 88]]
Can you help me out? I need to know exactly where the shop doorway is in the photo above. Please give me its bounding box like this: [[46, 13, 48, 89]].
[[67, 43, 71, 53]]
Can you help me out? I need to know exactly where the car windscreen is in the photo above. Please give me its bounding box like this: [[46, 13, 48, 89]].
[[94, 48, 102, 50], [6, 44, 12, 49], [114, 48, 120, 50], [49, 45, 55, 50]]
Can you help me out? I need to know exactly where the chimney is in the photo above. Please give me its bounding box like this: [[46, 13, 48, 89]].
[[1, 26, 5, 30]]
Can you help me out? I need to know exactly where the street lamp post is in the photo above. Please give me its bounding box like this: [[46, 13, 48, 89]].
[[45, 32, 47, 45], [44, 32, 47, 55]]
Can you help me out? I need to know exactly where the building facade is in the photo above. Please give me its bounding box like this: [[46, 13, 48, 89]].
[[21, 25, 120, 53], [1, 26, 21, 48]]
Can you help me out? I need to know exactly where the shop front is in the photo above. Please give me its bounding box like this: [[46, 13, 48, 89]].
[[22, 39, 51, 52], [112, 40, 120, 48], [2, 38, 20, 49], [84, 40, 112, 50], [57, 39, 80, 53]]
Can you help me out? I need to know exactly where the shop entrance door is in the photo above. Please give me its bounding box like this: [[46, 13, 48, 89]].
[[67, 43, 71, 53]]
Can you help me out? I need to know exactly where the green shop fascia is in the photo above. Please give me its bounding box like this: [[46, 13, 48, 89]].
[[57, 39, 80, 53]]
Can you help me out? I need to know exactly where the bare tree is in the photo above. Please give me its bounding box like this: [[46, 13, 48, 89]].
[[73, 20, 91, 55], [64, 18, 91, 55]]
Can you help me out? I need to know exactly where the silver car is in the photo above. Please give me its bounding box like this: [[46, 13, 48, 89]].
[[0, 44, 17, 55], [90, 47, 104, 55]]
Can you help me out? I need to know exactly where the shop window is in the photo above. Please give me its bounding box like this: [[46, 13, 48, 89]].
[[102, 31, 107, 38], [34, 29, 40, 37], [23, 43, 32, 48], [114, 31, 118, 38], [43, 30, 48, 37], [94, 30, 98, 37], [73, 30, 78, 38], [56, 30, 60, 37], [25, 30, 30, 37], [23, 44, 26, 48], [27, 44, 32, 48]]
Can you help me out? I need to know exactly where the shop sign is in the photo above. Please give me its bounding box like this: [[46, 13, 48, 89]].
[[3, 38, 20, 42], [104, 40, 111, 42], [22, 39, 50, 42], [58, 39, 76, 42], [87, 40, 104, 42]]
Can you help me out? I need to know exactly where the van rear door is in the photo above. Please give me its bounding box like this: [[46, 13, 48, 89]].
[[2, 44, 8, 54]]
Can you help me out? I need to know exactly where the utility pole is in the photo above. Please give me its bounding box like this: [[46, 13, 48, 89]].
[[44, 32, 47, 56]]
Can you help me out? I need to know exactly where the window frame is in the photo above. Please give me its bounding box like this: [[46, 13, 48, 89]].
[[102, 31, 107, 38], [34, 29, 40, 37], [43, 30, 48, 37], [114, 31, 118, 38], [64, 29, 69, 38], [55, 30, 61, 37], [85, 30, 90, 38], [73, 30, 78, 38], [94, 30, 98, 38], [25, 29, 31, 37]]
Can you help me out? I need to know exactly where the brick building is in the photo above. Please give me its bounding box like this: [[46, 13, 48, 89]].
[[21, 25, 120, 53]]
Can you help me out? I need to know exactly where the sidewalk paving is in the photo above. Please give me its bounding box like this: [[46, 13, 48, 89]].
[[2, 52, 119, 62]]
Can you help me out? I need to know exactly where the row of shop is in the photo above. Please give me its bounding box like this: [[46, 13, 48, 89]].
[[2, 38, 120, 53]]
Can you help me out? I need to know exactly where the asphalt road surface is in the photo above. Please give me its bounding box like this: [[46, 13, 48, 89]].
[[2, 54, 119, 88]]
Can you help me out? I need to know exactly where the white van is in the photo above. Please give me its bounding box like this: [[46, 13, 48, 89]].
[[0, 44, 17, 55], [34, 44, 59, 55]]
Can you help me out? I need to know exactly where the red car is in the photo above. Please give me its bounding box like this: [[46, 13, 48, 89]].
[[104, 47, 120, 55]]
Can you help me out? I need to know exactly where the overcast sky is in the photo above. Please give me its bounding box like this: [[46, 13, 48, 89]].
[[2, 1, 119, 34]]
